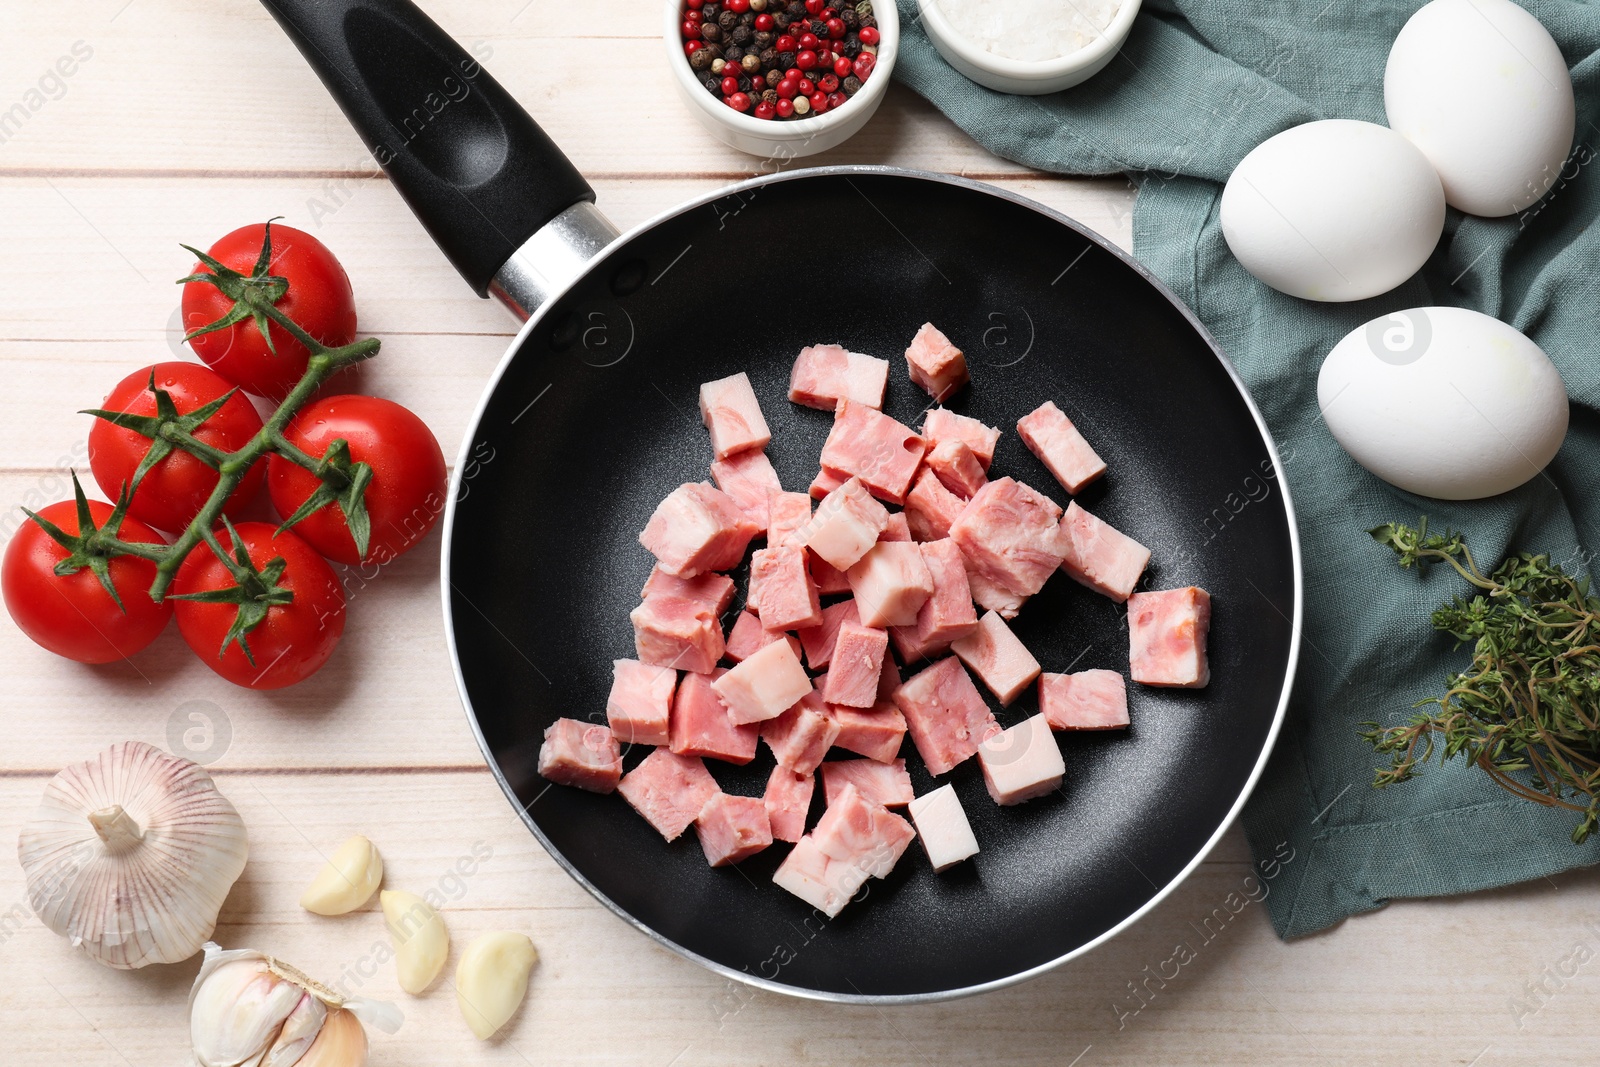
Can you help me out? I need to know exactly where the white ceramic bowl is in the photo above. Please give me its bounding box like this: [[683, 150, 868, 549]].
[[665, 0, 899, 158], [917, 0, 1141, 95]]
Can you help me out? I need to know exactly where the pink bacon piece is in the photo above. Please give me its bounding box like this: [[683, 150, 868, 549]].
[[892, 656, 1000, 776], [1039, 669, 1129, 730], [824, 699, 907, 763], [763, 765, 816, 843], [798, 475, 889, 571], [699, 371, 771, 460], [1017, 400, 1106, 495], [761, 691, 842, 775], [1128, 587, 1212, 688], [904, 322, 970, 402], [1058, 500, 1150, 603], [847, 540, 934, 628], [789, 343, 889, 411], [951, 610, 1042, 707], [639, 482, 759, 578], [537, 718, 623, 794], [694, 793, 772, 867], [767, 491, 813, 548], [904, 467, 967, 543], [749, 545, 822, 631], [926, 438, 987, 499], [630, 594, 724, 674], [606, 658, 677, 746], [710, 448, 783, 532], [724, 609, 802, 664], [670, 669, 759, 764], [949, 477, 1068, 601], [820, 400, 927, 506], [921, 408, 1000, 471], [820, 758, 914, 808], [616, 748, 720, 842], [890, 538, 978, 663], [822, 621, 889, 708], [796, 598, 860, 671], [641, 566, 736, 615]]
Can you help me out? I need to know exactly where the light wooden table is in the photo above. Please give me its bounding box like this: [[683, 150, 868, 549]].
[[1, 2, 1594, 1064]]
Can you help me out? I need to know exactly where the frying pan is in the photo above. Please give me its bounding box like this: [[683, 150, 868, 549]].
[[263, 0, 1302, 1002]]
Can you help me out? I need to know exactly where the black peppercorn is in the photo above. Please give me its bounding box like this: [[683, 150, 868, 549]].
[[700, 22, 722, 42], [787, 1, 806, 17], [841, 6, 859, 27], [690, 47, 715, 71], [754, 30, 774, 49], [730, 24, 752, 44], [773, 11, 792, 27], [766, 67, 782, 87], [702, 1, 719, 15], [740, 9, 756, 23], [737, 75, 754, 93], [762, 88, 779, 106], [723, 43, 744, 60], [758, 46, 776, 67], [719, 10, 739, 30], [842, 75, 862, 94], [860, 14, 877, 28], [702, 72, 721, 93], [841, 37, 861, 57], [809, 18, 829, 36], [776, 51, 796, 70]]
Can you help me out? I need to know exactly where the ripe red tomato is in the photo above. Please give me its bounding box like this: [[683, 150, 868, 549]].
[[172, 522, 345, 689], [2, 499, 172, 664], [88, 362, 266, 534], [181, 223, 358, 401], [267, 395, 448, 566]]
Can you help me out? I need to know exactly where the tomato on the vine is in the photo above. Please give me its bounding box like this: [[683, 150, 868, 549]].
[[2, 498, 171, 664], [87, 362, 266, 534], [181, 222, 357, 401], [172, 522, 345, 689], [267, 395, 448, 566]]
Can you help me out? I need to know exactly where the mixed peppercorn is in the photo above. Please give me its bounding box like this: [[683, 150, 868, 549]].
[[682, 0, 881, 120]]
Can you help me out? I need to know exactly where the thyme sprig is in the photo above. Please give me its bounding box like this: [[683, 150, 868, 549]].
[[1361, 519, 1600, 843]]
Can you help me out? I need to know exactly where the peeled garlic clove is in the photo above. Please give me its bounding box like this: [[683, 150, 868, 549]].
[[455, 932, 538, 1040], [292, 1007, 367, 1067], [380, 889, 448, 994], [18, 741, 249, 969], [263, 992, 327, 1067], [300, 836, 383, 916], [190, 958, 303, 1067]]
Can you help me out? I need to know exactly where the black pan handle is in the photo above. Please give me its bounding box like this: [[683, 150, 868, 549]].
[[261, 0, 596, 297]]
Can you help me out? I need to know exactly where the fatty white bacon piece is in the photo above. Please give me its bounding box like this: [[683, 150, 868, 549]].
[[904, 322, 969, 402], [846, 541, 934, 628], [921, 408, 1001, 471], [907, 784, 979, 872], [771, 835, 868, 917], [951, 610, 1041, 706], [798, 475, 889, 571], [713, 638, 814, 724], [699, 372, 771, 459], [977, 713, 1065, 806], [789, 343, 889, 410]]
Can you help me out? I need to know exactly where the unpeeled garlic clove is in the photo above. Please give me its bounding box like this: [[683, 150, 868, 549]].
[[190, 958, 303, 1067], [300, 836, 384, 916], [380, 889, 448, 994], [263, 992, 327, 1067], [455, 931, 538, 1040], [293, 1007, 367, 1067]]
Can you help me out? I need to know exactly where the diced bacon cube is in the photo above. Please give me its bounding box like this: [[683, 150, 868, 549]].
[[978, 713, 1064, 806], [724, 609, 802, 664], [1058, 501, 1150, 603], [789, 343, 889, 411], [767, 491, 812, 548], [824, 700, 907, 763], [847, 541, 934, 628], [890, 539, 978, 662], [926, 439, 987, 499], [950, 477, 1067, 600], [881, 512, 912, 541], [921, 408, 1000, 470], [710, 449, 783, 531], [819, 401, 927, 506], [639, 482, 759, 578], [821, 759, 914, 808], [1039, 669, 1129, 730], [763, 765, 815, 843], [630, 595, 725, 674], [796, 598, 859, 670], [606, 658, 676, 746], [907, 784, 979, 872], [749, 545, 822, 631], [670, 669, 759, 764], [951, 610, 1042, 706], [694, 793, 772, 867], [537, 718, 623, 794], [699, 371, 771, 459], [809, 551, 853, 595], [798, 476, 889, 571], [822, 621, 888, 708], [965, 565, 1027, 620], [904, 467, 967, 542], [616, 748, 720, 841], [1128, 587, 1212, 688], [1017, 400, 1107, 495], [892, 657, 1000, 776], [904, 322, 969, 401], [713, 638, 813, 724], [761, 692, 842, 774], [771, 834, 868, 917], [641, 566, 736, 615], [808, 466, 847, 500], [812, 783, 916, 878]]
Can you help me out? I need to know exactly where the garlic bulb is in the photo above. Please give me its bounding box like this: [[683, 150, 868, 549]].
[[17, 741, 250, 969], [189, 943, 403, 1067]]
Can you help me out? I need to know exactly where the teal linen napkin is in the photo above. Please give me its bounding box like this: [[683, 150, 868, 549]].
[[892, 0, 1600, 937]]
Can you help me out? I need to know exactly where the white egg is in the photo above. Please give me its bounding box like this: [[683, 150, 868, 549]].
[[1220, 120, 1445, 302], [1318, 307, 1568, 499], [1385, 0, 1574, 217]]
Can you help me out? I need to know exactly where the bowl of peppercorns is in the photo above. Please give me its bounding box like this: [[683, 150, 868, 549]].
[[668, 0, 898, 158]]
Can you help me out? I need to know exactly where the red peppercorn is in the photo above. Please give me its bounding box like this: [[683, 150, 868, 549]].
[[721, 75, 740, 95], [726, 0, 751, 11], [776, 78, 799, 98], [853, 52, 876, 80], [799, 32, 819, 49], [686, 9, 703, 21], [818, 73, 839, 92], [754, 12, 774, 30], [776, 97, 795, 117], [797, 76, 815, 94], [859, 25, 880, 45], [833, 55, 852, 77], [816, 50, 833, 67], [783, 66, 803, 80], [809, 90, 829, 113], [727, 91, 752, 110], [826, 17, 845, 38], [775, 34, 796, 51], [823, 6, 837, 17], [682, 20, 701, 37], [685, 40, 703, 55], [686, 0, 703, 6], [754, 101, 776, 119], [796, 49, 818, 69], [804, 0, 824, 13], [828, 91, 847, 110]]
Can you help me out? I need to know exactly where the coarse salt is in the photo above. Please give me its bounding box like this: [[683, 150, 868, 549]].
[[934, 0, 1121, 61]]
